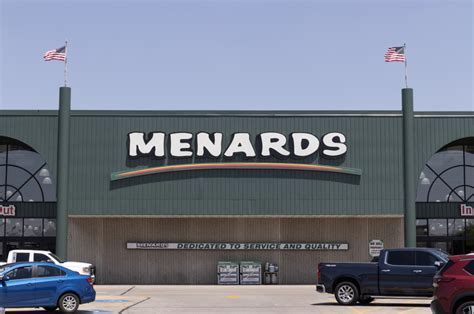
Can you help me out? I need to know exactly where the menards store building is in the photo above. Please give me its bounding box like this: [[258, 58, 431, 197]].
[[0, 87, 473, 284]]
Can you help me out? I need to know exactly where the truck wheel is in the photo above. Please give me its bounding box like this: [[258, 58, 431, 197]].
[[455, 300, 474, 314], [335, 282, 359, 305], [58, 293, 80, 313], [358, 297, 374, 305]]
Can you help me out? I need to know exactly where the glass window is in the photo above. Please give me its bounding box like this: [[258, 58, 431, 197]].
[[387, 251, 416, 266], [417, 139, 474, 203], [429, 219, 447, 236], [448, 219, 465, 237], [416, 252, 439, 266], [464, 261, 474, 275], [466, 220, 474, 238], [5, 218, 23, 236], [36, 266, 64, 278], [0, 136, 56, 202], [431, 242, 448, 252], [34, 253, 51, 262], [417, 241, 428, 248], [43, 219, 56, 237], [14, 252, 29, 262], [416, 219, 428, 236], [6, 266, 33, 280], [24, 218, 43, 237]]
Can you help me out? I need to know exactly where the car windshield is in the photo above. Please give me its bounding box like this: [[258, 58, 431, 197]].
[[0, 263, 16, 274], [48, 253, 65, 263]]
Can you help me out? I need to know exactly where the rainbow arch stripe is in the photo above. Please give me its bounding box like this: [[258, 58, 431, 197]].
[[110, 162, 362, 181]]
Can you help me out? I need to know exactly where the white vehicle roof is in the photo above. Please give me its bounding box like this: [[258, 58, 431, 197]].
[[9, 250, 52, 254]]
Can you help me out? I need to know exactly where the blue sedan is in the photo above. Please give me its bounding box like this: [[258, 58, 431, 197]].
[[0, 262, 96, 312]]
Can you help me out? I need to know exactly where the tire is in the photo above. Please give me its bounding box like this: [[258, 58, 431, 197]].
[[58, 293, 80, 313], [358, 297, 374, 305], [43, 307, 57, 312], [334, 281, 359, 305], [456, 301, 474, 314]]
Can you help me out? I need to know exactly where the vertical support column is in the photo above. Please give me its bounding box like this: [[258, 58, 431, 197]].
[[402, 88, 416, 247], [56, 87, 71, 258]]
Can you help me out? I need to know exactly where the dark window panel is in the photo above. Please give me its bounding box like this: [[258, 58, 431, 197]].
[[387, 251, 416, 266]]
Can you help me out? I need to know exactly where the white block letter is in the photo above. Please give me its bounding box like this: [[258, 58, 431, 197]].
[[291, 133, 320, 157], [170, 133, 193, 157], [197, 132, 223, 157], [259, 132, 290, 157], [322, 132, 347, 157], [224, 133, 256, 157], [129, 132, 165, 157]]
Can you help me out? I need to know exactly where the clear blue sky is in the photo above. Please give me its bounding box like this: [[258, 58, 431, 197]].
[[1, 0, 472, 111]]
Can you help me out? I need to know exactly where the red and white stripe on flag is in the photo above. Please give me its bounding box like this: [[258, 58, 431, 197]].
[[384, 46, 406, 62], [43, 46, 66, 61]]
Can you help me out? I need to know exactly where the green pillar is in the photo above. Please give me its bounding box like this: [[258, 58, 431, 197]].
[[56, 87, 71, 258], [402, 88, 416, 247]]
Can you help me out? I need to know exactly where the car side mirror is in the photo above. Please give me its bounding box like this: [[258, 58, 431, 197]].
[[0, 275, 8, 282], [434, 261, 444, 269]]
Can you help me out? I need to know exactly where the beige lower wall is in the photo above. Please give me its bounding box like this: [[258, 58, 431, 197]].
[[68, 217, 403, 284]]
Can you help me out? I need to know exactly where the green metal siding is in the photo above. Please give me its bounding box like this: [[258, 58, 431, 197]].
[[67, 114, 404, 216], [1, 110, 473, 217]]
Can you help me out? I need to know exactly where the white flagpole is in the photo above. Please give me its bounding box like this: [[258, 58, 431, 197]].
[[64, 40, 68, 87], [404, 43, 408, 88]]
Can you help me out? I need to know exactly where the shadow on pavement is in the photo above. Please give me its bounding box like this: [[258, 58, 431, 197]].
[[313, 302, 430, 307], [6, 311, 112, 313]]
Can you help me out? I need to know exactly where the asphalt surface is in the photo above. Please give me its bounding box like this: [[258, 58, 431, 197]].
[[6, 285, 432, 314]]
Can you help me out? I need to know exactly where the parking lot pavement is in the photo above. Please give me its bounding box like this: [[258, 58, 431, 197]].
[[6, 285, 432, 314]]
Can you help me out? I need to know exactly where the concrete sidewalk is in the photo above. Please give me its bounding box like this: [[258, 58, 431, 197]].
[[7, 285, 432, 314]]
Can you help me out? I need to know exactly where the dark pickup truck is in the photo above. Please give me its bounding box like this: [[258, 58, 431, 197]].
[[316, 248, 449, 305]]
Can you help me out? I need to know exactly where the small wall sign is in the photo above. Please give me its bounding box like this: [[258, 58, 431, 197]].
[[461, 204, 474, 216], [0, 205, 16, 217], [369, 239, 384, 257], [127, 242, 348, 251]]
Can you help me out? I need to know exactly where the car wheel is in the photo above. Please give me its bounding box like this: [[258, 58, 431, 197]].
[[43, 307, 58, 312], [456, 301, 474, 314], [335, 281, 359, 305], [358, 297, 374, 305], [58, 293, 80, 313]]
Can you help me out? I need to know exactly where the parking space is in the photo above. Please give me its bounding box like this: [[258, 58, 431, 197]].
[[6, 285, 432, 314]]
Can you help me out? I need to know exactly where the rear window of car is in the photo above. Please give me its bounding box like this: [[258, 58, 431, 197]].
[[36, 265, 66, 277], [387, 251, 416, 266], [464, 261, 474, 275], [15, 252, 29, 262], [437, 260, 455, 276]]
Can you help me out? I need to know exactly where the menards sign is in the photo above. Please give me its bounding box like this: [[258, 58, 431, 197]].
[[111, 131, 362, 181], [127, 242, 348, 251], [0, 205, 15, 217]]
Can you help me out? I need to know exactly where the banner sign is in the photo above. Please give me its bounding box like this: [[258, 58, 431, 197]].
[[127, 242, 348, 251], [0, 205, 15, 217]]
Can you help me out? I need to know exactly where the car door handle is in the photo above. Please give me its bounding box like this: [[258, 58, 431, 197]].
[[57, 280, 64, 283], [413, 270, 422, 273], [381, 269, 391, 273]]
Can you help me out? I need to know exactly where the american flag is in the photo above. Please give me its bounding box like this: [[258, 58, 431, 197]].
[[384, 46, 406, 62], [43, 46, 66, 61]]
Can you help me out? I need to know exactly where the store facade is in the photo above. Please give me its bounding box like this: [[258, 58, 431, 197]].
[[0, 101, 473, 284]]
